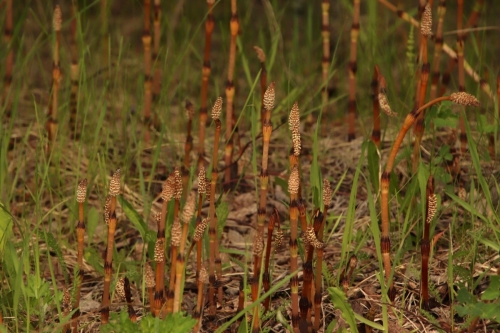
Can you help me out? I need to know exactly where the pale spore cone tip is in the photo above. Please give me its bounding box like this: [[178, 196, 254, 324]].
[[171, 218, 182, 247], [154, 238, 165, 263], [181, 192, 196, 224], [109, 168, 121, 197], [193, 218, 209, 242], [198, 166, 207, 195], [449, 92, 480, 107], [53, 5, 62, 32], [289, 102, 301, 156], [174, 168, 183, 200], [288, 165, 300, 195], [253, 46, 266, 63], [378, 92, 397, 117], [420, 3, 433, 36], [322, 179, 332, 209], [263, 82, 275, 112], [211, 97, 223, 120], [76, 178, 88, 203], [144, 262, 156, 288]]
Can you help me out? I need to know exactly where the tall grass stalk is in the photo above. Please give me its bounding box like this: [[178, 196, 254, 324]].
[[371, 66, 381, 148]]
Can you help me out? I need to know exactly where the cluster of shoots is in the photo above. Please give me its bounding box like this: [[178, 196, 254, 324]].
[[15, 1, 495, 332], [379, 87, 480, 300]]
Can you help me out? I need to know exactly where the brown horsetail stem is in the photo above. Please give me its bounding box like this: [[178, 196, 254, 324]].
[[430, 0, 447, 100], [101, 0, 109, 71], [263, 208, 279, 313], [165, 170, 183, 314], [197, 0, 216, 169], [173, 191, 196, 312], [421, 176, 437, 310], [314, 179, 331, 331], [224, 0, 239, 190], [183, 100, 195, 194], [69, 2, 80, 139], [142, 0, 152, 143], [252, 82, 275, 332], [152, 174, 175, 316], [72, 179, 87, 333], [380, 93, 479, 301], [2, 0, 13, 115], [301, 211, 325, 330], [412, 3, 433, 174], [253, 46, 267, 127], [347, 0, 360, 141], [377, 0, 493, 100], [152, 0, 162, 121], [320, 0, 330, 116], [456, 0, 467, 155], [153, 236, 165, 317], [101, 169, 121, 324], [193, 266, 208, 333], [288, 165, 300, 333], [208, 97, 223, 318], [194, 167, 207, 279], [124, 277, 137, 322], [371, 65, 381, 148], [46, 5, 62, 148]]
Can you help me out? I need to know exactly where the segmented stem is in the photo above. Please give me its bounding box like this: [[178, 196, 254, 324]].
[[197, 0, 216, 169], [347, 0, 360, 141], [69, 2, 80, 139], [252, 82, 275, 332], [208, 98, 223, 318], [412, 3, 432, 173], [46, 5, 62, 149], [101, 169, 121, 324], [224, 0, 239, 190], [321, 0, 330, 115], [2, 0, 13, 115], [371, 66, 381, 148], [72, 179, 87, 332], [142, 0, 152, 143], [430, 0, 446, 100]]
